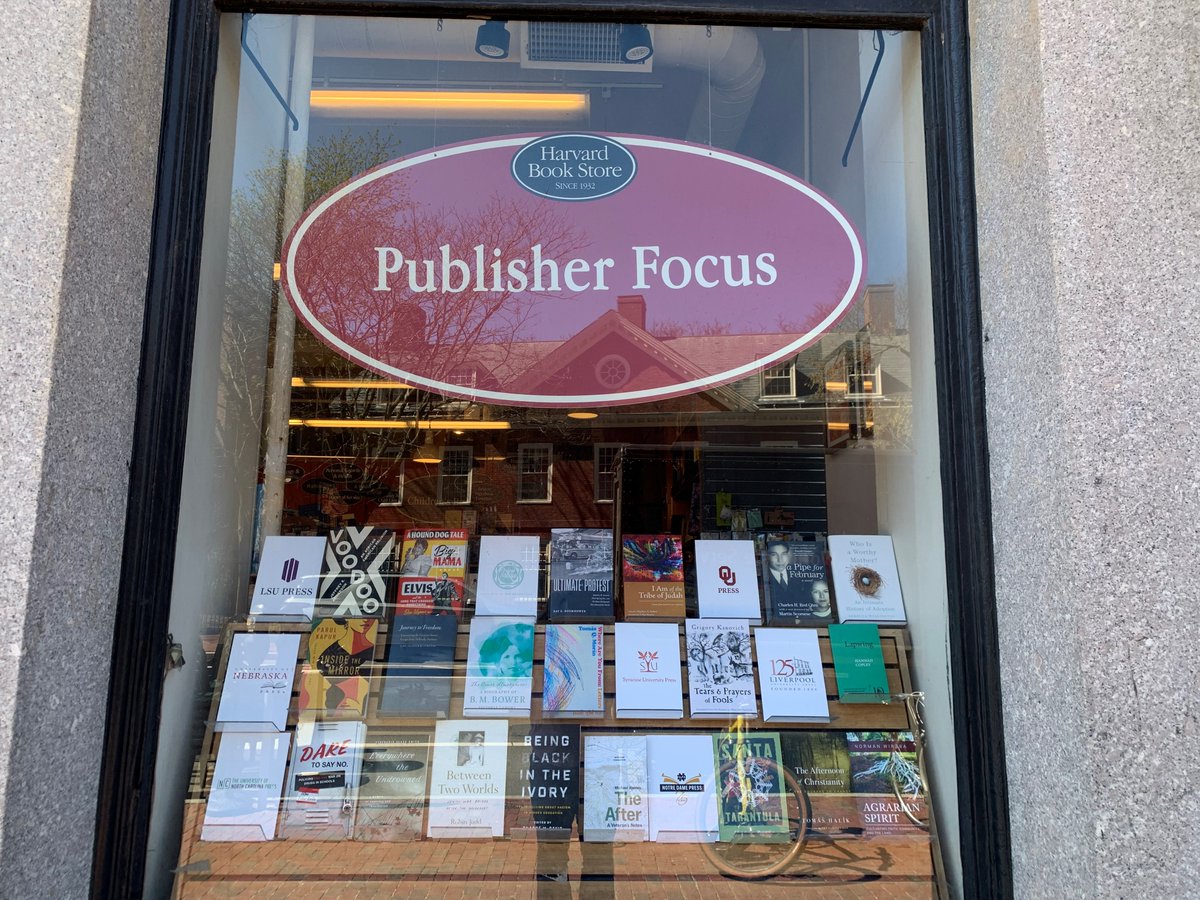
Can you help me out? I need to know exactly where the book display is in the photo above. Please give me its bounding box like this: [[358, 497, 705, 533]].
[[395, 528, 469, 617], [829, 623, 890, 703], [378, 615, 457, 717], [475, 535, 541, 616], [614, 622, 684, 719], [215, 632, 300, 732], [299, 618, 377, 717], [828, 535, 907, 624], [755, 627, 831, 723], [760, 534, 833, 626], [693, 539, 762, 621], [621, 534, 685, 619], [427, 719, 509, 838], [714, 731, 789, 843], [314, 526, 395, 619], [685, 619, 757, 717], [505, 724, 581, 840], [201, 732, 291, 842], [542, 623, 605, 717], [250, 535, 326, 621], [353, 734, 431, 841], [464, 617, 535, 716], [582, 734, 648, 842], [646, 734, 718, 842], [548, 528, 614, 620], [280, 720, 366, 841]]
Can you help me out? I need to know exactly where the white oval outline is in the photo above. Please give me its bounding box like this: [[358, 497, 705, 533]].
[[284, 135, 865, 407], [510, 133, 638, 202]]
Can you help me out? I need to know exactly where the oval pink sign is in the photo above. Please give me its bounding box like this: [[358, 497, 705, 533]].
[[282, 133, 864, 408]]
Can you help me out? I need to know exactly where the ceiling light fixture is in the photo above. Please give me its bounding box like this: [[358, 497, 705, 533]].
[[567, 411, 599, 419], [290, 377, 413, 390], [287, 419, 511, 430], [411, 440, 442, 464], [308, 89, 588, 120], [475, 19, 511, 59], [619, 24, 654, 63]]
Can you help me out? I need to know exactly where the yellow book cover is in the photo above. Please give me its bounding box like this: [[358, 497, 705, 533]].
[[298, 618, 378, 717]]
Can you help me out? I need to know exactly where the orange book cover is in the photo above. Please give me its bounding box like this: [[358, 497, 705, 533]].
[[298, 618, 378, 717]]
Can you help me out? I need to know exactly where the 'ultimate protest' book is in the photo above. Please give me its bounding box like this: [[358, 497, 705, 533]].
[[829, 623, 889, 703], [279, 720, 365, 841], [713, 731, 789, 843], [299, 618, 377, 718], [215, 632, 300, 732], [464, 617, 535, 716], [827, 535, 906, 624], [684, 619, 757, 718], [475, 535, 541, 616], [250, 535, 325, 621], [505, 724, 581, 840], [582, 734, 648, 842], [754, 627, 831, 723], [614, 622, 683, 719], [548, 528, 614, 620], [201, 732, 290, 841], [760, 534, 833, 626], [378, 615, 458, 717], [395, 528, 468, 617], [542, 624, 605, 717], [427, 719, 509, 838], [352, 733, 431, 841], [693, 539, 762, 621], [646, 734, 718, 842], [621, 535, 685, 620], [315, 527, 395, 619]]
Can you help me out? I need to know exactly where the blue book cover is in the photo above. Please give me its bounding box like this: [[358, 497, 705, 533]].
[[548, 529, 614, 620], [378, 615, 458, 716], [543, 624, 605, 717]]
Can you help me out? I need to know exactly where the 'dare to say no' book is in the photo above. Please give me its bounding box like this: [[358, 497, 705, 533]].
[[280, 720, 365, 841]]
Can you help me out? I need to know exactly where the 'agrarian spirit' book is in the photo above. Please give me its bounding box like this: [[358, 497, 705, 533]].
[[583, 734, 648, 842], [464, 617, 535, 716], [250, 536, 325, 620], [828, 535, 906, 624], [475, 535, 541, 616], [542, 624, 605, 717], [848, 731, 926, 835], [378, 615, 458, 717], [760, 534, 833, 626], [280, 720, 365, 841], [505, 724, 581, 840], [427, 719, 509, 838], [201, 732, 290, 841], [713, 731, 789, 843], [693, 539, 762, 621], [685, 620, 757, 718], [352, 733, 431, 841], [215, 632, 300, 732], [754, 627, 831, 723], [614, 622, 683, 719], [299, 618, 377, 718], [621, 534, 685, 620], [315, 526, 395, 619], [828, 623, 889, 703], [395, 528, 468, 617], [548, 528, 614, 620], [646, 734, 718, 842]]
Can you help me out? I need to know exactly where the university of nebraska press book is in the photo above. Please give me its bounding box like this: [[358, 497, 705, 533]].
[[215, 632, 300, 732], [427, 719, 509, 838], [395, 528, 468, 617], [201, 732, 290, 842], [280, 720, 365, 841], [754, 627, 831, 723], [614, 622, 683, 719], [315, 526, 395, 619], [464, 617, 535, 716], [378, 615, 458, 717], [684, 620, 757, 717], [542, 623, 605, 717], [693, 539, 762, 621], [827, 534, 906, 624], [250, 535, 325, 620], [548, 528, 614, 620], [620, 534, 685, 620], [352, 734, 431, 841], [475, 535, 541, 616]]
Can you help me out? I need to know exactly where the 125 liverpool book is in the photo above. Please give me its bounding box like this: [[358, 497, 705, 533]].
[[548, 528, 614, 620], [395, 528, 468, 617], [754, 627, 830, 723]]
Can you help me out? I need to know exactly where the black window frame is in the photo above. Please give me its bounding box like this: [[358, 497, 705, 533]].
[[92, 1, 1010, 897]]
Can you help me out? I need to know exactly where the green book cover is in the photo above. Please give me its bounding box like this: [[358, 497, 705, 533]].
[[713, 731, 789, 842], [828, 623, 889, 703]]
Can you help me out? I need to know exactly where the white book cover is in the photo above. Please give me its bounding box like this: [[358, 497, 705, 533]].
[[693, 540, 763, 622], [427, 719, 509, 838], [280, 720, 365, 841], [475, 535, 541, 616], [646, 734, 718, 842], [754, 628, 831, 723], [614, 623, 683, 719], [464, 617, 535, 716], [543, 624, 605, 717], [250, 536, 326, 620], [583, 734, 648, 842], [828, 534, 907, 624], [201, 732, 290, 841], [215, 633, 300, 732], [684, 620, 757, 718]]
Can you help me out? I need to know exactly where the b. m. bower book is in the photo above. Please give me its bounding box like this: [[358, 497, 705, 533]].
[[314, 526, 395, 619], [827, 534, 907, 624], [614, 622, 684, 719], [201, 732, 290, 842], [464, 617, 535, 716], [378, 615, 457, 717], [693, 539, 762, 621], [548, 528, 614, 620], [395, 528, 468, 617], [685, 619, 757, 718], [620, 534, 685, 619], [542, 623, 605, 717], [250, 535, 325, 620], [713, 731, 789, 843], [352, 733, 431, 841], [505, 724, 581, 840], [754, 627, 831, 723], [646, 734, 718, 842], [583, 734, 648, 842], [427, 719, 509, 838], [299, 618, 378, 717], [280, 720, 365, 841], [475, 535, 541, 616], [215, 632, 300, 732], [760, 534, 833, 625]]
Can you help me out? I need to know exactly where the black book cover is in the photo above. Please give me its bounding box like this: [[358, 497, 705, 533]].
[[505, 724, 581, 840], [761, 534, 834, 625], [378, 615, 457, 716], [548, 528, 615, 621], [315, 526, 396, 619]]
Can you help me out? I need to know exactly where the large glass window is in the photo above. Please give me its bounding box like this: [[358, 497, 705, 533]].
[[152, 13, 955, 898]]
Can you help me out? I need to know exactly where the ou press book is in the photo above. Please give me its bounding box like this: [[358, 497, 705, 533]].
[[827, 535, 906, 624], [754, 627, 831, 723], [250, 535, 325, 621], [200, 731, 290, 842], [215, 632, 300, 732], [614, 622, 683, 719], [693, 539, 763, 621]]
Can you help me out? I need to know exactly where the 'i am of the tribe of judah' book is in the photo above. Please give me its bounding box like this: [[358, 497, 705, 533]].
[[542, 624, 605, 717], [614, 622, 684, 719], [377, 615, 458, 717], [299, 618, 377, 718], [250, 535, 326, 621], [201, 732, 291, 842], [279, 720, 365, 841], [582, 734, 648, 842], [713, 731, 789, 843], [646, 734, 719, 842], [693, 539, 763, 622], [621, 534, 685, 620], [475, 535, 541, 616], [215, 632, 300, 732], [760, 534, 834, 626], [315, 526, 395, 619], [847, 731, 926, 835], [685, 620, 757, 718], [548, 528, 615, 621], [828, 623, 890, 703], [395, 528, 468, 617], [352, 733, 431, 842], [464, 617, 535, 717], [754, 628, 831, 723], [779, 731, 859, 837], [505, 724, 581, 841], [827, 534, 907, 624], [427, 719, 509, 838]]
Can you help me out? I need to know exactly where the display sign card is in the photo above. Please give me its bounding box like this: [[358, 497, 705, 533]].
[[216, 632, 300, 732], [543, 623, 605, 717], [201, 732, 290, 842], [280, 720, 365, 841], [250, 536, 325, 620], [694, 539, 763, 621], [614, 622, 683, 719], [646, 734, 718, 843], [828, 535, 906, 624], [475, 535, 541, 616], [464, 617, 535, 716], [395, 528, 468, 617], [427, 719, 509, 838], [685, 619, 757, 718], [754, 627, 831, 723], [583, 734, 648, 842]]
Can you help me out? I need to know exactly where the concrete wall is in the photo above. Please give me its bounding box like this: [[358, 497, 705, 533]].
[[972, 0, 1200, 896], [0, 0, 167, 895]]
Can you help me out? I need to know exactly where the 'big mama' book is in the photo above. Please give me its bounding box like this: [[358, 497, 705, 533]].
[[427, 719, 509, 838], [754, 627, 831, 723], [215, 632, 300, 732], [475, 535, 541, 616], [760, 534, 833, 626], [827, 535, 906, 624], [582, 734, 648, 842], [352, 733, 431, 842], [646, 734, 718, 842], [315, 526, 395, 619], [684, 620, 757, 718], [505, 724, 581, 840], [201, 732, 290, 842], [548, 528, 614, 621], [621, 535, 685, 620], [614, 622, 683, 719], [828, 623, 889, 703], [279, 720, 365, 841], [542, 624, 605, 717], [299, 618, 377, 718], [250, 535, 325, 621], [713, 731, 789, 843], [395, 528, 468, 617], [378, 615, 457, 717], [464, 617, 535, 717], [693, 539, 762, 621]]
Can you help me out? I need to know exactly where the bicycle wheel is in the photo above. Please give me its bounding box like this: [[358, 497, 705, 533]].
[[700, 758, 811, 879], [889, 747, 931, 831]]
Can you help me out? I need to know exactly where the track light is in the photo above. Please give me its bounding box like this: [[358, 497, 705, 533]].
[[475, 20, 511, 59], [619, 24, 653, 63]]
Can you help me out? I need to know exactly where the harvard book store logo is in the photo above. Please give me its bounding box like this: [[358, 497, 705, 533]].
[[637, 650, 659, 673], [281, 558, 300, 583], [770, 657, 814, 678]]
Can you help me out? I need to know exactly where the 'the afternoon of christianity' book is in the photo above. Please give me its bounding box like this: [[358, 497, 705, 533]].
[[215, 632, 300, 732], [828, 623, 890, 703], [684, 619, 757, 718], [646, 734, 718, 842], [713, 731, 789, 843], [475, 535, 541, 616], [352, 734, 431, 842], [505, 724, 581, 840], [620, 534, 685, 620], [279, 720, 365, 841], [582, 734, 648, 842], [299, 618, 377, 718], [250, 535, 325, 621], [754, 627, 831, 723], [201, 732, 290, 842], [464, 617, 535, 716], [542, 624, 605, 717], [614, 622, 683, 719], [315, 526, 395, 619], [548, 528, 614, 620], [760, 534, 833, 626], [693, 539, 763, 621], [395, 528, 468, 617], [827, 535, 906, 624], [378, 615, 457, 717], [427, 719, 509, 838]]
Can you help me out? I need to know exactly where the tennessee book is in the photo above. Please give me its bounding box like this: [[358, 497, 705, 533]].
[[299, 618, 378, 718], [279, 720, 365, 841], [215, 632, 300, 732], [542, 623, 605, 717], [395, 528, 468, 617], [548, 528, 614, 621], [713, 731, 789, 843], [780, 731, 859, 837], [693, 539, 762, 621], [829, 623, 890, 703], [200, 731, 290, 842], [315, 526, 395, 619], [475, 535, 541, 616], [827, 534, 907, 624], [614, 622, 683, 719], [352, 733, 431, 841], [760, 534, 833, 626], [685, 619, 757, 718], [754, 627, 831, 722], [427, 719, 509, 838], [646, 734, 718, 842], [847, 731, 927, 835], [464, 617, 535, 717], [250, 535, 326, 621], [582, 734, 648, 842], [621, 534, 685, 620], [505, 724, 581, 841], [377, 615, 458, 717]]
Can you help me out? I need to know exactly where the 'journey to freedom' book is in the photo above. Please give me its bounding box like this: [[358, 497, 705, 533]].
[[760, 534, 833, 626], [395, 528, 468, 617], [754, 627, 831, 723], [693, 539, 762, 621], [279, 720, 365, 841], [621, 534, 685, 620], [685, 620, 757, 718], [475, 535, 541, 616], [215, 632, 300, 732], [827, 535, 906, 624], [378, 615, 458, 717], [713, 731, 789, 843], [505, 724, 581, 840], [250, 535, 325, 621], [646, 734, 718, 842], [427, 719, 509, 838], [299, 618, 377, 718], [201, 732, 290, 842], [548, 528, 614, 620], [352, 733, 431, 841], [315, 526, 395, 619], [614, 622, 683, 719], [542, 623, 605, 717], [464, 617, 535, 716], [582, 734, 648, 842]]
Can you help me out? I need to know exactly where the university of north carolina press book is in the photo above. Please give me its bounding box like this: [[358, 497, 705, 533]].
[[427, 719, 509, 838], [582, 734, 648, 842], [753, 627, 831, 723], [352, 733, 431, 842], [215, 632, 300, 732], [377, 615, 458, 717], [299, 618, 377, 718], [614, 622, 684, 719], [759, 534, 834, 626], [463, 617, 535, 716], [548, 528, 614, 620], [827, 534, 907, 624], [684, 619, 757, 718], [395, 528, 468, 617], [279, 720, 365, 841], [693, 539, 763, 621], [314, 526, 395, 619], [646, 734, 718, 842], [200, 732, 290, 842], [542, 623, 605, 717], [474, 535, 541, 616], [505, 724, 581, 840], [250, 535, 325, 621]]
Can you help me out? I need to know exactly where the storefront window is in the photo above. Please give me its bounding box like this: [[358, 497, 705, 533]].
[[150, 13, 955, 898]]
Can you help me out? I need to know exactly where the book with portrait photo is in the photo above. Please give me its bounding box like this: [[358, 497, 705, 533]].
[[760, 534, 833, 626], [464, 616, 535, 716], [427, 719, 509, 838]]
